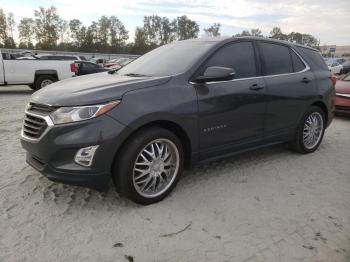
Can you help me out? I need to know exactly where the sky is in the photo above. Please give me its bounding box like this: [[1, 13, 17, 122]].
[[1, 0, 350, 45]]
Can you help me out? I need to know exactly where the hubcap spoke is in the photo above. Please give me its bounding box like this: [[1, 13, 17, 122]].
[[133, 138, 180, 198], [302, 112, 323, 150]]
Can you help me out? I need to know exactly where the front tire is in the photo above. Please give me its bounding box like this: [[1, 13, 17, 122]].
[[291, 106, 325, 154], [113, 127, 184, 205]]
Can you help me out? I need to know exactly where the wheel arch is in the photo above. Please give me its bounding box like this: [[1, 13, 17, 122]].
[[311, 100, 328, 123], [112, 119, 193, 171], [34, 70, 58, 83]]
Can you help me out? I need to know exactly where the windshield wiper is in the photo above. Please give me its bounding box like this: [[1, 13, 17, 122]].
[[123, 73, 149, 77]]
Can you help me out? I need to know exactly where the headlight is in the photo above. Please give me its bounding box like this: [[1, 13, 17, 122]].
[[50, 100, 120, 124]]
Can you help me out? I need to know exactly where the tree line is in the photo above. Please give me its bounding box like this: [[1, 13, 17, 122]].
[[0, 6, 320, 55]]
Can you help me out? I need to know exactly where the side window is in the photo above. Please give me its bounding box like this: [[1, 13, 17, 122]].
[[259, 43, 293, 75], [202, 42, 257, 79], [84, 63, 98, 69], [290, 50, 306, 72]]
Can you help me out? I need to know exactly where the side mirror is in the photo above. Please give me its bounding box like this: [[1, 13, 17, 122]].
[[195, 66, 236, 83]]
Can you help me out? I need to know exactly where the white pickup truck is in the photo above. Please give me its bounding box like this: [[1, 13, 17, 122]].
[[0, 51, 76, 90]]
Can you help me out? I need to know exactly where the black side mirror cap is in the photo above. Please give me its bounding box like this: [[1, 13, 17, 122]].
[[195, 66, 236, 83]]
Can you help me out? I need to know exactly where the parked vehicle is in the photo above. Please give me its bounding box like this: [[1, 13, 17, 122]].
[[341, 61, 350, 74], [21, 37, 335, 204], [37, 54, 87, 61], [335, 73, 350, 115], [0, 51, 76, 90], [105, 57, 134, 70], [74, 61, 108, 76], [327, 60, 343, 74], [90, 58, 107, 66]]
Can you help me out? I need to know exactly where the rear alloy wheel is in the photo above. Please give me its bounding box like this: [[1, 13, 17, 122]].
[[302, 112, 323, 150], [113, 127, 184, 205], [291, 106, 325, 153]]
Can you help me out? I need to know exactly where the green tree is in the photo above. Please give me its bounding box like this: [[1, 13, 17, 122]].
[[143, 15, 175, 45], [7, 12, 15, 39], [97, 15, 111, 51], [58, 19, 69, 45], [0, 9, 8, 47], [174, 15, 199, 40], [234, 30, 251, 37], [131, 26, 152, 54], [269, 27, 286, 40], [34, 6, 61, 49], [69, 19, 84, 49], [84, 22, 98, 52], [250, 28, 262, 37], [109, 16, 129, 52], [18, 17, 35, 48], [204, 23, 221, 37]]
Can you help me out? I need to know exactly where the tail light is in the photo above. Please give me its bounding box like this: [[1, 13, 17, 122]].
[[70, 63, 76, 73], [330, 74, 337, 86]]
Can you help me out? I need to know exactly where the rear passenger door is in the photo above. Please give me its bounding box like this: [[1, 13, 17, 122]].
[[257, 42, 316, 140]]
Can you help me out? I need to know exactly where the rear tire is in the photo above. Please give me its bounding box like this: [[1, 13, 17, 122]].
[[291, 106, 326, 154], [34, 75, 56, 90], [113, 127, 184, 205]]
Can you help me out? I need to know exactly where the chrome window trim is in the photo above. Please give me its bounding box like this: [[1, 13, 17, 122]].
[[21, 110, 54, 143], [189, 46, 311, 85]]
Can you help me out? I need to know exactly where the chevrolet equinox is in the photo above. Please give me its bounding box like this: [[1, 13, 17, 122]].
[[21, 37, 335, 204]]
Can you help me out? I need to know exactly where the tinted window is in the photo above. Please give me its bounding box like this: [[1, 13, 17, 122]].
[[259, 43, 293, 75], [83, 63, 98, 69], [290, 50, 306, 72], [202, 42, 256, 79], [297, 47, 328, 71], [118, 41, 216, 76]]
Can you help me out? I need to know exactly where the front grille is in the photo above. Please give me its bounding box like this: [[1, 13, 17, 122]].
[[28, 103, 56, 114], [22, 113, 48, 139], [335, 105, 350, 112]]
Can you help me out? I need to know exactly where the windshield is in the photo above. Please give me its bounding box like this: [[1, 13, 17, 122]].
[[118, 41, 216, 77]]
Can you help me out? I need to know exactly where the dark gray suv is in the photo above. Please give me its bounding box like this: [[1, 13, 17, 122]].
[[21, 37, 335, 204]]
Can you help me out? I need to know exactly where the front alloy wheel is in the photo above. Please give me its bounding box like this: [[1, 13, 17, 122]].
[[113, 127, 184, 205], [133, 139, 180, 198]]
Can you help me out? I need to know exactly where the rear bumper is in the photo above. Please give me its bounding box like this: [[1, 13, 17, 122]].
[[335, 96, 350, 116]]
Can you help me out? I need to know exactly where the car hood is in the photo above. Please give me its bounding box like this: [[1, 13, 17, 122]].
[[31, 72, 171, 106], [335, 80, 350, 94]]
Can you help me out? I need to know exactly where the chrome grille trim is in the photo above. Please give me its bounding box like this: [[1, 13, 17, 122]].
[[21, 110, 54, 142]]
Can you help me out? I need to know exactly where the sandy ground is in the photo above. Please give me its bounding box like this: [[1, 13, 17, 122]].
[[0, 85, 350, 262]]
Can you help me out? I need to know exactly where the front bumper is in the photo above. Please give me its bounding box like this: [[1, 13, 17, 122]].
[[20, 114, 129, 191]]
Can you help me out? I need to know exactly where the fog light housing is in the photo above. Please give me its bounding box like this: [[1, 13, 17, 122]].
[[74, 145, 99, 167]]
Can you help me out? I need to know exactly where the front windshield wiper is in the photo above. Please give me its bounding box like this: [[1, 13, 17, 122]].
[[123, 73, 150, 77]]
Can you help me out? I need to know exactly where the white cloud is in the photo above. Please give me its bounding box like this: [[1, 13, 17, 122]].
[[2, 0, 350, 44]]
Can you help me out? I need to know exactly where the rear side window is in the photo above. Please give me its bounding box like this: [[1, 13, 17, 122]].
[[290, 50, 306, 72], [259, 43, 293, 75], [202, 41, 256, 79], [297, 47, 328, 71]]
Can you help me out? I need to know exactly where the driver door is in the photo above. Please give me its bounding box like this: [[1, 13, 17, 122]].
[[192, 41, 267, 158]]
